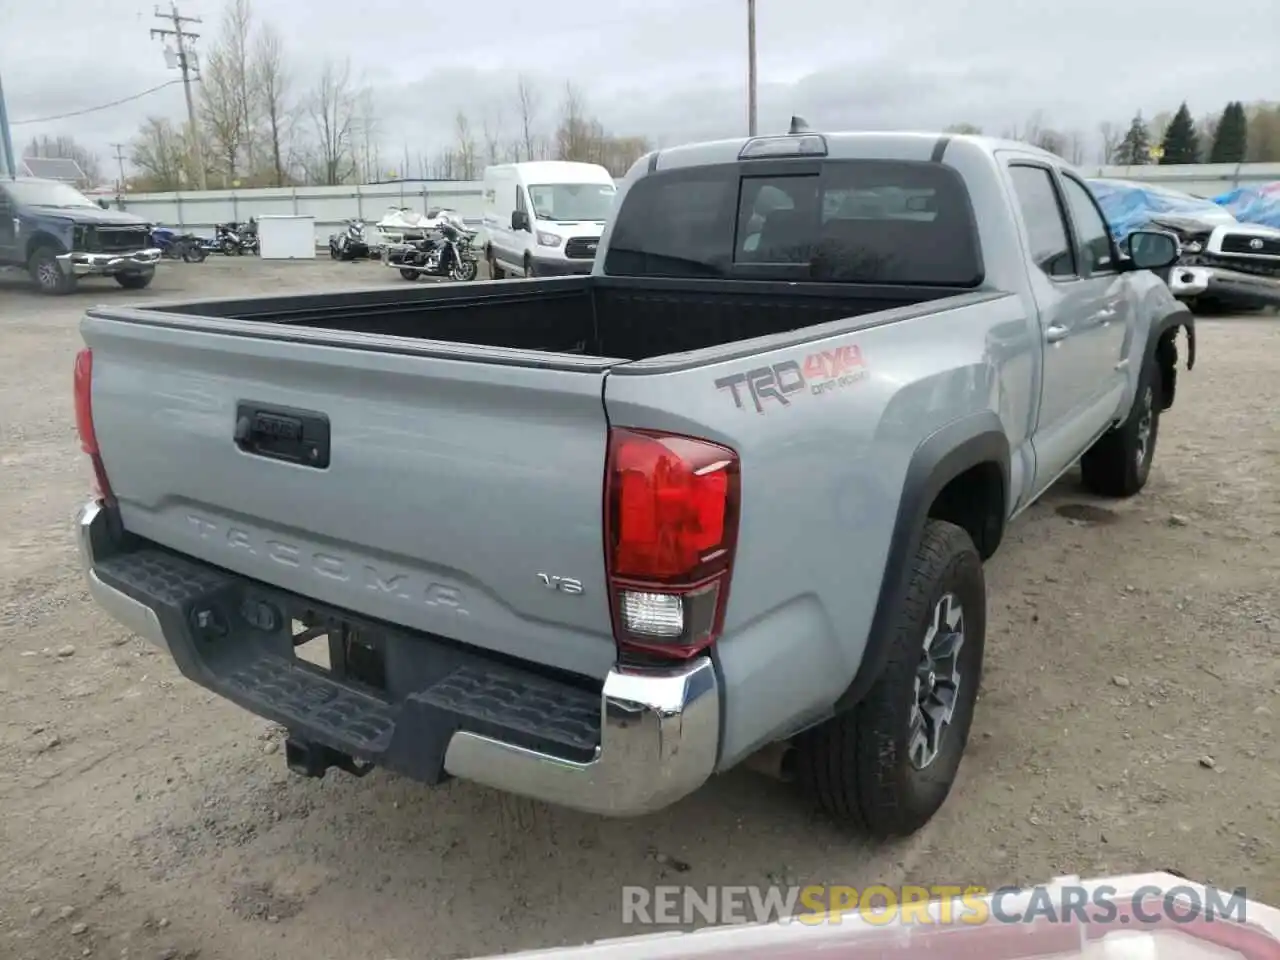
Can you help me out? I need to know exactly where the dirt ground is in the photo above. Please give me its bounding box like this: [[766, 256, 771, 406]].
[[1, 257, 1277, 960]]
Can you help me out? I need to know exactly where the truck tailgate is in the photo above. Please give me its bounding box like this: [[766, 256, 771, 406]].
[[82, 314, 618, 681]]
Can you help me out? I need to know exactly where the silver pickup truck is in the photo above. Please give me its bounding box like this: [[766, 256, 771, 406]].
[[74, 129, 1193, 837]]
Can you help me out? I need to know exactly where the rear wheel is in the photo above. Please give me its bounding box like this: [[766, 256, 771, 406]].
[[1080, 350, 1160, 497], [115, 269, 155, 290], [181, 242, 207, 263], [796, 519, 985, 838], [28, 245, 76, 295], [399, 268, 419, 281]]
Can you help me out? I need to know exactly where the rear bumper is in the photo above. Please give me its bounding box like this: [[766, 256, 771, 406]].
[[76, 499, 720, 816], [1167, 264, 1280, 308]]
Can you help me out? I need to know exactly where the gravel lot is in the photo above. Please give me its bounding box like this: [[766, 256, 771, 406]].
[[1, 256, 1277, 960]]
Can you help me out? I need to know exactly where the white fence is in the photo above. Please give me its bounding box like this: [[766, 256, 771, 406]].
[[117, 181, 493, 248], [116, 162, 1280, 247]]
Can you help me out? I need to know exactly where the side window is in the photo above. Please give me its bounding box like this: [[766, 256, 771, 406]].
[[1009, 165, 1076, 279], [1060, 175, 1115, 274], [603, 171, 737, 277]]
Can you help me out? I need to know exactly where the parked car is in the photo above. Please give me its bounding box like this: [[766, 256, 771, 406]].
[[1088, 177, 1280, 311], [0, 177, 161, 294], [73, 128, 1191, 837], [479, 160, 616, 277]]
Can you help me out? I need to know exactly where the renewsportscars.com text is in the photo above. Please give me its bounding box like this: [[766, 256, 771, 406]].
[[621, 883, 1249, 927]]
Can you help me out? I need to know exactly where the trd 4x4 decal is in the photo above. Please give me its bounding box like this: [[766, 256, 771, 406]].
[[715, 345, 868, 413]]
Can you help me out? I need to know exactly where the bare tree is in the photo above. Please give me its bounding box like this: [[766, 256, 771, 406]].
[[200, 44, 245, 183], [1098, 121, 1122, 164], [197, 0, 257, 184], [251, 22, 289, 185], [130, 117, 189, 191], [354, 87, 380, 181], [556, 81, 600, 163], [1065, 130, 1086, 166], [944, 122, 982, 135], [453, 112, 478, 179], [515, 74, 541, 161], [224, 0, 257, 170], [24, 134, 103, 185], [481, 105, 505, 165], [308, 57, 358, 185]]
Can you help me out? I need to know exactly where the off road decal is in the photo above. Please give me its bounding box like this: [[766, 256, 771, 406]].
[[715, 345, 868, 413]]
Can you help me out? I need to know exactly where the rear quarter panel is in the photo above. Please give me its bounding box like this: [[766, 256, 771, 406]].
[[603, 292, 1035, 768]]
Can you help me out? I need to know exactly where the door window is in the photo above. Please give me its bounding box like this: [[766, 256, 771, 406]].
[[1009, 165, 1076, 279], [1060, 175, 1116, 275]]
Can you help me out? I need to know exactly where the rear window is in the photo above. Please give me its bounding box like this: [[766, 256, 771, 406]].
[[604, 160, 983, 286]]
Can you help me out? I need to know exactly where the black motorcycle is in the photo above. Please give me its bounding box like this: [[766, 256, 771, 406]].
[[390, 220, 479, 282], [214, 218, 259, 256], [328, 218, 371, 261]]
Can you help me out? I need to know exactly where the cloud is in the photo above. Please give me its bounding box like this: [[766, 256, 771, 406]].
[[4, 0, 1278, 172]]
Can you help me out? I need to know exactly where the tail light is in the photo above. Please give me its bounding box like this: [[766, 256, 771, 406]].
[[604, 427, 740, 661], [73, 348, 114, 504]]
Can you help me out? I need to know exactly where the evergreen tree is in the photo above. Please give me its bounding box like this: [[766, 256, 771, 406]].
[[1159, 103, 1200, 164], [1114, 112, 1152, 165], [1209, 101, 1248, 163]]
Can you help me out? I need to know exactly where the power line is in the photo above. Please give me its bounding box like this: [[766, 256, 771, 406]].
[[10, 80, 185, 126]]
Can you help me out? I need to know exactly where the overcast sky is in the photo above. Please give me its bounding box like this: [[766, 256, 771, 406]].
[[4, 0, 1279, 175]]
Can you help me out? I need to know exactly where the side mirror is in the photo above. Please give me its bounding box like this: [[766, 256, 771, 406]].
[[511, 210, 530, 232], [1124, 230, 1180, 271], [97, 199, 109, 209]]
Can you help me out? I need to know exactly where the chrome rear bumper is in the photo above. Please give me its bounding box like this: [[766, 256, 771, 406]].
[[76, 499, 720, 816]]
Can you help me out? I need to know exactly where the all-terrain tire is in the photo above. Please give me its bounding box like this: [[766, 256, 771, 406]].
[[1080, 350, 1160, 497], [115, 270, 155, 290], [28, 245, 77, 295], [796, 519, 986, 838]]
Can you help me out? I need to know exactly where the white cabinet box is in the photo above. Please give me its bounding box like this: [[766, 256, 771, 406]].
[[257, 215, 316, 259]]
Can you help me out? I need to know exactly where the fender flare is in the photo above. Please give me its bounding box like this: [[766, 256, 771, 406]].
[[1147, 303, 1195, 368], [835, 412, 1010, 711], [1144, 304, 1195, 411]]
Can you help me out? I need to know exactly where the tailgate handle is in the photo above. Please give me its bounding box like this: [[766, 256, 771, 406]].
[[234, 402, 331, 469]]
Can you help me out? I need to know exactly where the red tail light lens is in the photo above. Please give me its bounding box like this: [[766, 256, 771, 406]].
[[73, 348, 114, 503], [605, 428, 740, 661]]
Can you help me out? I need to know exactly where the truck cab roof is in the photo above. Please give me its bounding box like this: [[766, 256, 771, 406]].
[[646, 130, 1068, 173]]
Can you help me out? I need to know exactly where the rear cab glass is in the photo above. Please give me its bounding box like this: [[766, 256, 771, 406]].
[[603, 159, 984, 286]]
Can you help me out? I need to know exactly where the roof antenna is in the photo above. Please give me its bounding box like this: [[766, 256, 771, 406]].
[[788, 115, 812, 135]]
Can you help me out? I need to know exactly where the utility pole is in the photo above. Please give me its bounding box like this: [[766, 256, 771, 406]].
[[0, 70, 16, 179], [150, 3, 207, 190], [110, 143, 128, 191], [747, 0, 758, 137]]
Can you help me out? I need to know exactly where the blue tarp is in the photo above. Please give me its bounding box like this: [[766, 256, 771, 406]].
[[1085, 178, 1235, 240], [1212, 182, 1280, 229]]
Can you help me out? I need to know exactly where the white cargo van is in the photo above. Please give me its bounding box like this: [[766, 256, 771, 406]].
[[480, 161, 617, 278]]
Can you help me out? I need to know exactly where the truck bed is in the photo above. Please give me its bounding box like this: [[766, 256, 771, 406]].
[[121, 275, 978, 363]]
